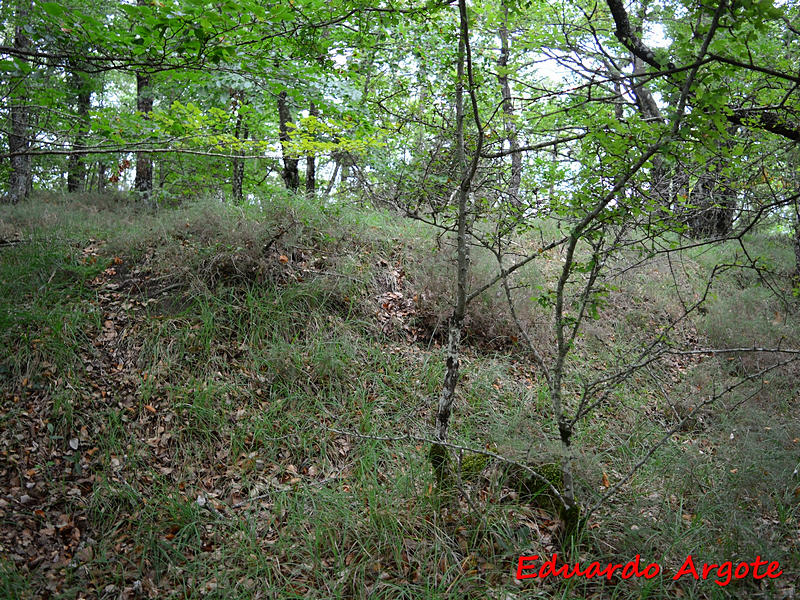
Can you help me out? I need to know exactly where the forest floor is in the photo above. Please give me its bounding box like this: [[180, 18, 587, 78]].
[[1, 193, 799, 599]]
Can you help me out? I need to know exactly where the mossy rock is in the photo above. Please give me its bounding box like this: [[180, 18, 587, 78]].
[[504, 462, 563, 508], [560, 503, 584, 539], [429, 447, 491, 492], [429, 443, 452, 488], [460, 452, 490, 481], [504, 462, 587, 539]]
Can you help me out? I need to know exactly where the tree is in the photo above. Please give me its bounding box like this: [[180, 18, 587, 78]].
[[5, 0, 33, 204], [66, 65, 93, 193], [231, 91, 248, 204], [495, 0, 522, 206], [134, 0, 154, 201], [0, 0, 796, 526], [305, 101, 317, 197], [431, 0, 486, 498], [371, 0, 799, 530], [277, 90, 300, 191]]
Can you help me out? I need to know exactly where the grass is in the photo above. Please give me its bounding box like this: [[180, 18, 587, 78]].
[[1, 192, 798, 599]]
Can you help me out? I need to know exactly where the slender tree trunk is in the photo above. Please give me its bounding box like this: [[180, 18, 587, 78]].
[[435, 12, 468, 446], [134, 71, 153, 198], [5, 0, 33, 204], [794, 207, 800, 281], [793, 153, 800, 280], [497, 1, 522, 206], [552, 236, 580, 518], [67, 69, 91, 193], [277, 91, 300, 191], [631, 56, 663, 122], [97, 161, 107, 192], [434, 0, 484, 446], [628, 3, 734, 236], [629, 55, 677, 212], [339, 154, 351, 190], [626, 4, 676, 214], [134, 0, 153, 198], [306, 101, 317, 197], [231, 93, 247, 204], [603, 60, 625, 121], [232, 125, 247, 205]]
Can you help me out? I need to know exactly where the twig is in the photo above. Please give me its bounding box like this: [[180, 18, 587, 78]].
[[229, 465, 349, 509], [263, 221, 295, 253], [38, 268, 58, 291], [667, 347, 800, 356], [151, 282, 185, 296]]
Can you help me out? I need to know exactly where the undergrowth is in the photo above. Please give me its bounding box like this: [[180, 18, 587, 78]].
[[0, 193, 797, 599]]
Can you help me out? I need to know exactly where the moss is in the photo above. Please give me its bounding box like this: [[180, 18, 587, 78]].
[[535, 463, 563, 489], [502, 462, 567, 514], [503, 462, 586, 540], [460, 452, 490, 481], [561, 503, 581, 527], [429, 443, 452, 488], [559, 503, 587, 544]]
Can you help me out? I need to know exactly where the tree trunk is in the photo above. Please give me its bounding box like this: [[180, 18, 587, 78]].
[[497, 1, 522, 206], [627, 4, 735, 236], [306, 101, 317, 197], [67, 69, 92, 193], [794, 205, 800, 281], [431, 0, 485, 490], [339, 155, 351, 190], [277, 91, 300, 191], [134, 0, 153, 198], [435, 10, 468, 446], [683, 135, 737, 239], [97, 161, 107, 192], [685, 172, 735, 237], [232, 125, 247, 205], [435, 0, 484, 446], [550, 234, 583, 528], [232, 93, 247, 204], [5, 0, 33, 204], [628, 55, 679, 213], [134, 70, 153, 198]]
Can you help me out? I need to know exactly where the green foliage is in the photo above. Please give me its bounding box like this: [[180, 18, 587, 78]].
[[0, 557, 30, 600]]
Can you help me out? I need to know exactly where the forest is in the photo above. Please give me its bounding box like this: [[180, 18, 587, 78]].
[[1, 0, 799, 597]]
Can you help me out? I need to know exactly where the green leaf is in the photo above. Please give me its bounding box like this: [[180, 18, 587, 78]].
[[41, 2, 64, 17]]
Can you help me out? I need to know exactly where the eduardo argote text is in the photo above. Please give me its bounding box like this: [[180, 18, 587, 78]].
[[517, 554, 783, 587]]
